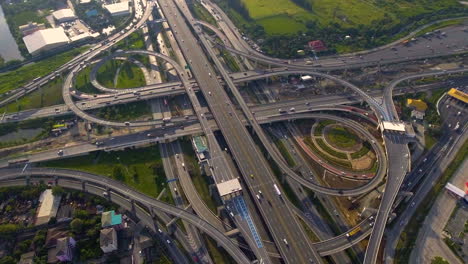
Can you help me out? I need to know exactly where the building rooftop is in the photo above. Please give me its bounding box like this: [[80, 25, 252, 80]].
[[104, 2, 130, 15], [101, 210, 122, 227], [52, 9, 76, 21], [19, 252, 35, 264], [23, 28, 69, 54], [406, 99, 428, 112], [36, 189, 62, 225], [216, 178, 242, 198], [308, 40, 327, 51], [100, 228, 117, 247], [447, 88, 468, 103], [381, 121, 406, 132]]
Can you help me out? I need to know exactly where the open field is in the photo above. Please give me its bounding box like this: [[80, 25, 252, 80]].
[[217, 0, 467, 56], [115, 61, 146, 88], [39, 146, 167, 198], [95, 101, 152, 122], [96, 59, 146, 89], [238, 0, 465, 34]]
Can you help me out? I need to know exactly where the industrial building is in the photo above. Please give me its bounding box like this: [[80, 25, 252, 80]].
[[23, 28, 70, 55], [104, 1, 130, 16], [52, 9, 77, 23], [35, 189, 62, 226], [19, 22, 46, 36]]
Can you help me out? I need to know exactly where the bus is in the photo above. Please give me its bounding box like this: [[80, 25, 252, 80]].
[[346, 227, 361, 237]]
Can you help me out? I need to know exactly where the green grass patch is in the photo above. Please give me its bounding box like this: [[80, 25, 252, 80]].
[[325, 126, 359, 149], [190, 1, 217, 26], [350, 142, 371, 159], [424, 131, 438, 150], [395, 139, 468, 263], [96, 59, 146, 89], [115, 61, 146, 88], [39, 146, 167, 198], [95, 101, 152, 122], [304, 136, 352, 168], [314, 120, 335, 136], [179, 138, 218, 214], [96, 59, 121, 88], [297, 216, 319, 242], [114, 30, 146, 50], [74, 66, 101, 94], [0, 78, 64, 113], [0, 47, 87, 95], [274, 139, 296, 167], [220, 50, 240, 72], [315, 138, 348, 159], [431, 256, 450, 264]]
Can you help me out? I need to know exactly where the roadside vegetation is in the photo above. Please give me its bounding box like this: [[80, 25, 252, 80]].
[[214, 0, 468, 57], [394, 139, 468, 263], [0, 47, 87, 96], [203, 235, 236, 264], [350, 142, 371, 159], [0, 116, 65, 149], [39, 146, 169, 200], [179, 138, 218, 214], [189, 1, 217, 26], [431, 256, 450, 264], [0, 78, 64, 113], [273, 138, 296, 167]]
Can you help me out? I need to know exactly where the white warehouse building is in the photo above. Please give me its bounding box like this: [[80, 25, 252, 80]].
[[52, 9, 77, 23], [23, 28, 70, 55], [104, 1, 130, 16]]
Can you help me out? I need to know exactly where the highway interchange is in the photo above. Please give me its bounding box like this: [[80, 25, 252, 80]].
[[0, 0, 467, 263]]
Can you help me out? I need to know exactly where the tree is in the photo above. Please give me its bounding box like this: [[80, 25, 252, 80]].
[[51, 186, 65, 196], [0, 256, 15, 264], [431, 257, 449, 264], [112, 164, 126, 181], [70, 219, 84, 234]]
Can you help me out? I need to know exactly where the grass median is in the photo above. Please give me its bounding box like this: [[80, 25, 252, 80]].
[[39, 146, 168, 200]]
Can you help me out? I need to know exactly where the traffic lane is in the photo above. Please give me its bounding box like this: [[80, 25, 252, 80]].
[[165, 1, 319, 262], [363, 136, 409, 264]]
